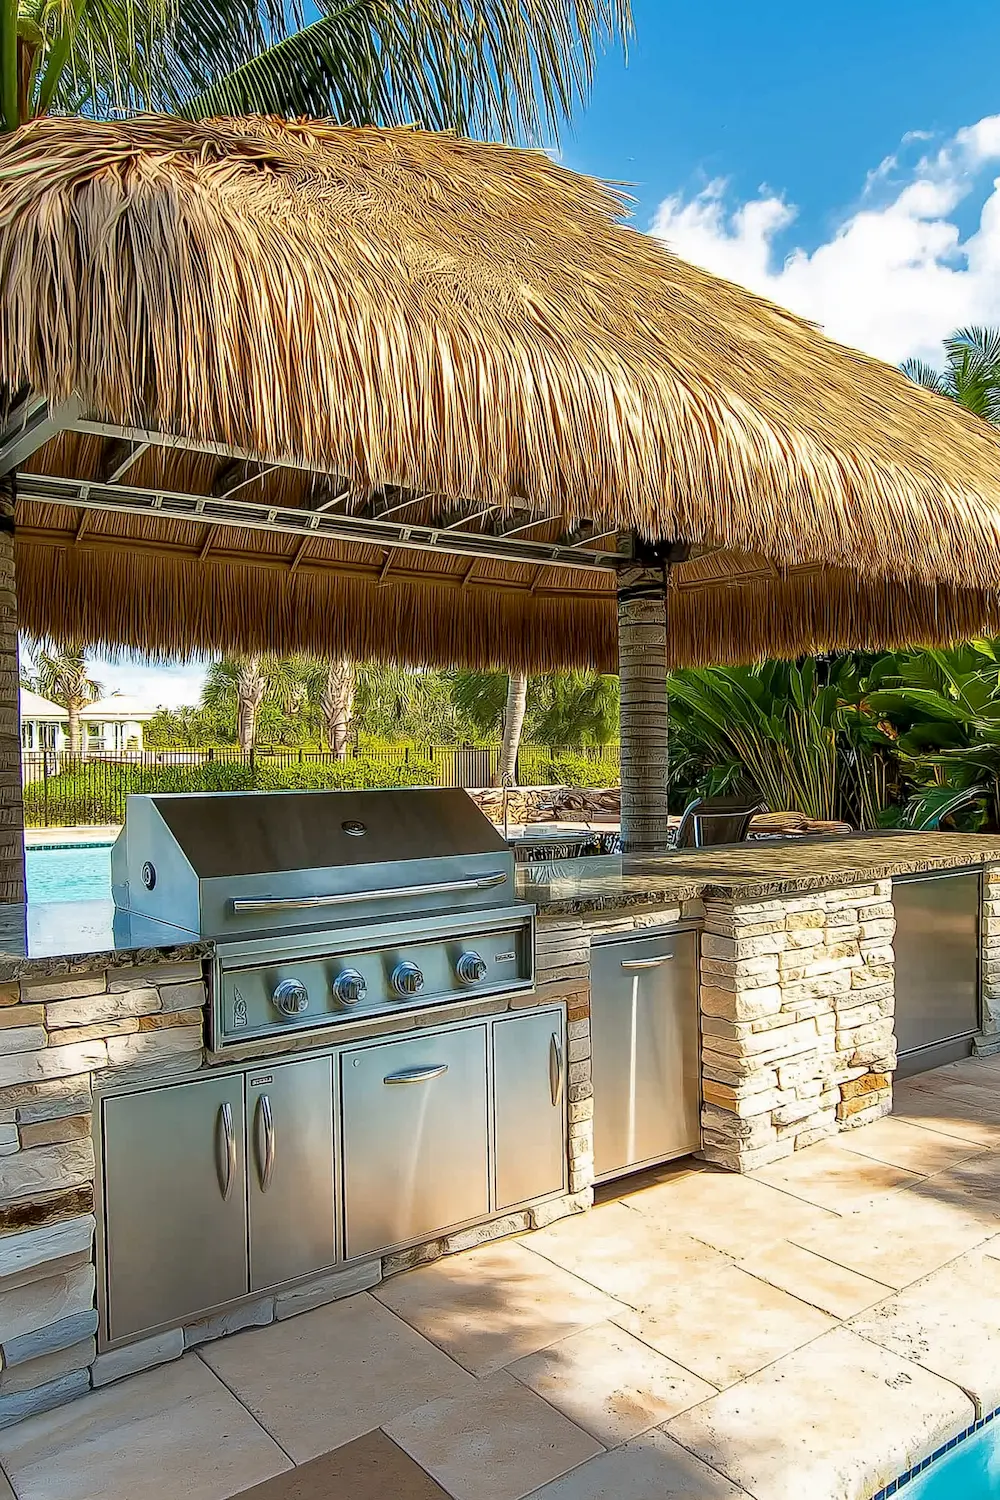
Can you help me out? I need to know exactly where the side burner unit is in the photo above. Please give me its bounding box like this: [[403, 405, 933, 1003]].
[[111, 788, 535, 1048]]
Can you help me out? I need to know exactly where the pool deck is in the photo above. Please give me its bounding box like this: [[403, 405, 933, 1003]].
[[5, 1057, 1000, 1500]]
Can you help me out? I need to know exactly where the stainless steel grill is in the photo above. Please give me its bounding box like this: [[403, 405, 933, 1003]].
[[111, 788, 535, 1048]]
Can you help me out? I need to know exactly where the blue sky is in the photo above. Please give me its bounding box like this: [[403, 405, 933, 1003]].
[[94, 0, 1000, 706]]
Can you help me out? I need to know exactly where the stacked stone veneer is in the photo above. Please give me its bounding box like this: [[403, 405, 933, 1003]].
[[699, 881, 897, 1171], [977, 864, 1000, 1054], [0, 960, 206, 1426]]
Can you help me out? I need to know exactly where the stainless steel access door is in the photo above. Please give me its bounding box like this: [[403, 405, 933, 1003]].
[[590, 927, 701, 1181], [246, 1056, 337, 1291], [493, 1008, 567, 1210], [893, 870, 981, 1073], [102, 1073, 248, 1343], [341, 1025, 489, 1259]]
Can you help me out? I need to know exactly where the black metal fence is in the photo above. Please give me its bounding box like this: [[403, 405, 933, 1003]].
[[21, 744, 622, 826]]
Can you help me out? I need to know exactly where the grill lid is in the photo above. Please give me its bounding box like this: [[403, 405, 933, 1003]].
[[112, 788, 515, 936]]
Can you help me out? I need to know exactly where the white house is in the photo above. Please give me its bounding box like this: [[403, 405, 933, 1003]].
[[79, 696, 156, 754], [19, 689, 68, 752]]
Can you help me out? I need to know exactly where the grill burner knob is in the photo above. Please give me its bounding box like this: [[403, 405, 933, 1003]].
[[391, 961, 425, 998], [272, 979, 309, 1017], [332, 969, 367, 1008], [456, 951, 488, 985]]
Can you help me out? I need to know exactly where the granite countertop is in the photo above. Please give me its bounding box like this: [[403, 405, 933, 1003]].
[[0, 900, 212, 981], [517, 830, 1000, 914]]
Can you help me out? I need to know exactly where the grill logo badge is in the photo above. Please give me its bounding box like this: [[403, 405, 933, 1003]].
[[233, 990, 248, 1028], [494, 952, 516, 963]]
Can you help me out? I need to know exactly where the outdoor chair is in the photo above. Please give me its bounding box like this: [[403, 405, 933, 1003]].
[[672, 796, 766, 849]]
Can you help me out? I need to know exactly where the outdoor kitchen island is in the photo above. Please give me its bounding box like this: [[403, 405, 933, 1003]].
[[2, 819, 1000, 1428]]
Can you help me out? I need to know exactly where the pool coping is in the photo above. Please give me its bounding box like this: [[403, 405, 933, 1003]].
[[873, 1403, 1000, 1498]]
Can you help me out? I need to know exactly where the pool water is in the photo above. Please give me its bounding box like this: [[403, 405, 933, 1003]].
[[25, 843, 113, 905], [885, 1421, 1000, 1499]]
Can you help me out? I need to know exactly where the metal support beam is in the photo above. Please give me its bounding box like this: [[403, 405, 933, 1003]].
[[0, 396, 82, 477]]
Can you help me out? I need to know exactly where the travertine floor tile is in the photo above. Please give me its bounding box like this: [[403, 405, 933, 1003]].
[[0, 1354, 289, 1500], [789, 1184, 993, 1289], [615, 1262, 834, 1387], [374, 1241, 622, 1376], [892, 1086, 1000, 1148], [200, 1293, 475, 1462], [850, 1245, 1000, 1415], [909, 1151, 1000, 1226], [832, 1116, 986, 1175], [233, 1431, 449, 1500], [665, 1327, 973, 1500], [384, 1369, 602, 1500], [524, 1429, 752, 1499], [620, 1163, 838, 1258], [736, 1239, 892, 1319], [527, 1201, 733, 1309], [508, 1322, 716, 1447], [753, 1140, 922, 1213]]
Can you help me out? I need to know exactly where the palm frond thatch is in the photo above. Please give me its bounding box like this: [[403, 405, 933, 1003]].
[[6, 115, 1000, 668]]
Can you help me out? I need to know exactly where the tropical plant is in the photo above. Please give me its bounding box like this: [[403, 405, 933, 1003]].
[[902, 327, 1000, 422], [451, 669, 531, 784], [531, 672, 620, 748], [23, 642, 102, 752], [201, 654, 319, 750], [0, 0, 630, 140]]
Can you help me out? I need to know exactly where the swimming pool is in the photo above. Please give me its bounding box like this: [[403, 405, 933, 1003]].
[[25, 842, 113, 905], [874, 1411, 1000, 1499]]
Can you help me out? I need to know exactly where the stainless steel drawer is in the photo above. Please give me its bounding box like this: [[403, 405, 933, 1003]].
[[341, 1025, 489, 1259], [493, 1008, 566, 1210], [893, 870, 981, 1074], [591, 927, 701, 1180]]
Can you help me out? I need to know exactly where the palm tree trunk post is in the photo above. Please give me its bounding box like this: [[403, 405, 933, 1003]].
[[0, 481, 24, 902], [617, 539, 685, 856], [322, 657, 356, 760], [498, 672, 528, 786]]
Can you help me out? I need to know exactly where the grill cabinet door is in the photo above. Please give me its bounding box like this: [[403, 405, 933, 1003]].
[[493, 1009, 567, 1210], [102, 1075, 248, 1343], [341, 1026, 489, 1259], [247, 1057, 337, 1291], [590, 928, 701, 1180]]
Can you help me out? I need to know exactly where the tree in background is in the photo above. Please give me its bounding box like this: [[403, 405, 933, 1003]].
[[1, 0, 630, 140], [452, 670, 527, 784], [201, 655, 320, 751], [902, 327, 1000, 421], [322, 657, 355, 760], [24, 644, 102, 752]]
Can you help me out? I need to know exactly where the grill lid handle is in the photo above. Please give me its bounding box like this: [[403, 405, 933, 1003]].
[[230, 871, 508, 914]]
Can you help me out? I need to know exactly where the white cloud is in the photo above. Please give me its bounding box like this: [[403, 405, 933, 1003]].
[[650, 114, 1000, 365], [86, 655, 207, 711]]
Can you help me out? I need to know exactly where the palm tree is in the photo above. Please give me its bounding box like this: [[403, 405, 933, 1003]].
[[322, 657, 355, 760], [902, 327, 1000, 422], [1, 0, 630, 137], [26, 644, 102, 752], [202, 654, 318, 750], [452, 669, 530, 784]]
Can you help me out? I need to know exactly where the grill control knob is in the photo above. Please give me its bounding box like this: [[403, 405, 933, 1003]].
[[332, 968, 367, 1009], [272, 979, 309, 1017], [456, 951, 488, 985], [391, 961, 425, 998]]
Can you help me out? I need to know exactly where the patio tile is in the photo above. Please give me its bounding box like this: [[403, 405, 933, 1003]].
[[664, 1326, 974, 1500], [507, 1321, 716, 1447], [527, 1201, 733, 1309], [892, 1085, 1000, 1148], [789, 1184, 993, 1289], [374, 1241, 623, 1376], [231, 1431, 449, 1500], [383, 1368, 603, 1500], [908, 1151, 1000, 1227], [0, 1353, 289, 1500], [614, 1262, 834, 1387], [752, 1140, 923, 1213], [199, 1293, 475, 1463], [735, 1239, 893, 1319], [850, 1245, 1000, 1416], [524, 1429, 752, 1499], [618, 1161, 839, 1258], [831, 1116, 986, 1175]]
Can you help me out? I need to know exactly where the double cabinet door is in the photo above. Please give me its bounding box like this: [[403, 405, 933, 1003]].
[[101, 1009, 565, 1346], [102, 1056, 336, 1344]]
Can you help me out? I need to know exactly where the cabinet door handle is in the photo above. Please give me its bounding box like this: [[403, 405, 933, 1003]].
[[383, 1064, 449, 1085], [549, 1031, 564, 1107], [255, 1094, 275, 1193], [621, 954, 674, 970], [217, 1101, 237, 1201]]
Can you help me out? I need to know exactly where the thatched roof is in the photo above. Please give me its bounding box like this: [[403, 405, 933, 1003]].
[[4, 113, 1000, 669]]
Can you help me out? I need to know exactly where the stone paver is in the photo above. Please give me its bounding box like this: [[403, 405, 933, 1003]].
[[199, 1293, 475, 1462], [507, 1321, 716, 1446], [374, 1241, 623, 1376], [753, 1139, 924, 1213], [383, 1369, 603, 1500], [525, 1429, 752, 1499], [850, 1244, 1000, 1416], [892, 1083, 1000, 1147], [734, 1239, 893, 1319], [831, 1116, 987, 1175], [665, 1326, 974, 1500], [614, 1262, 835, 1387], [0, 1354, 290, 1500]]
